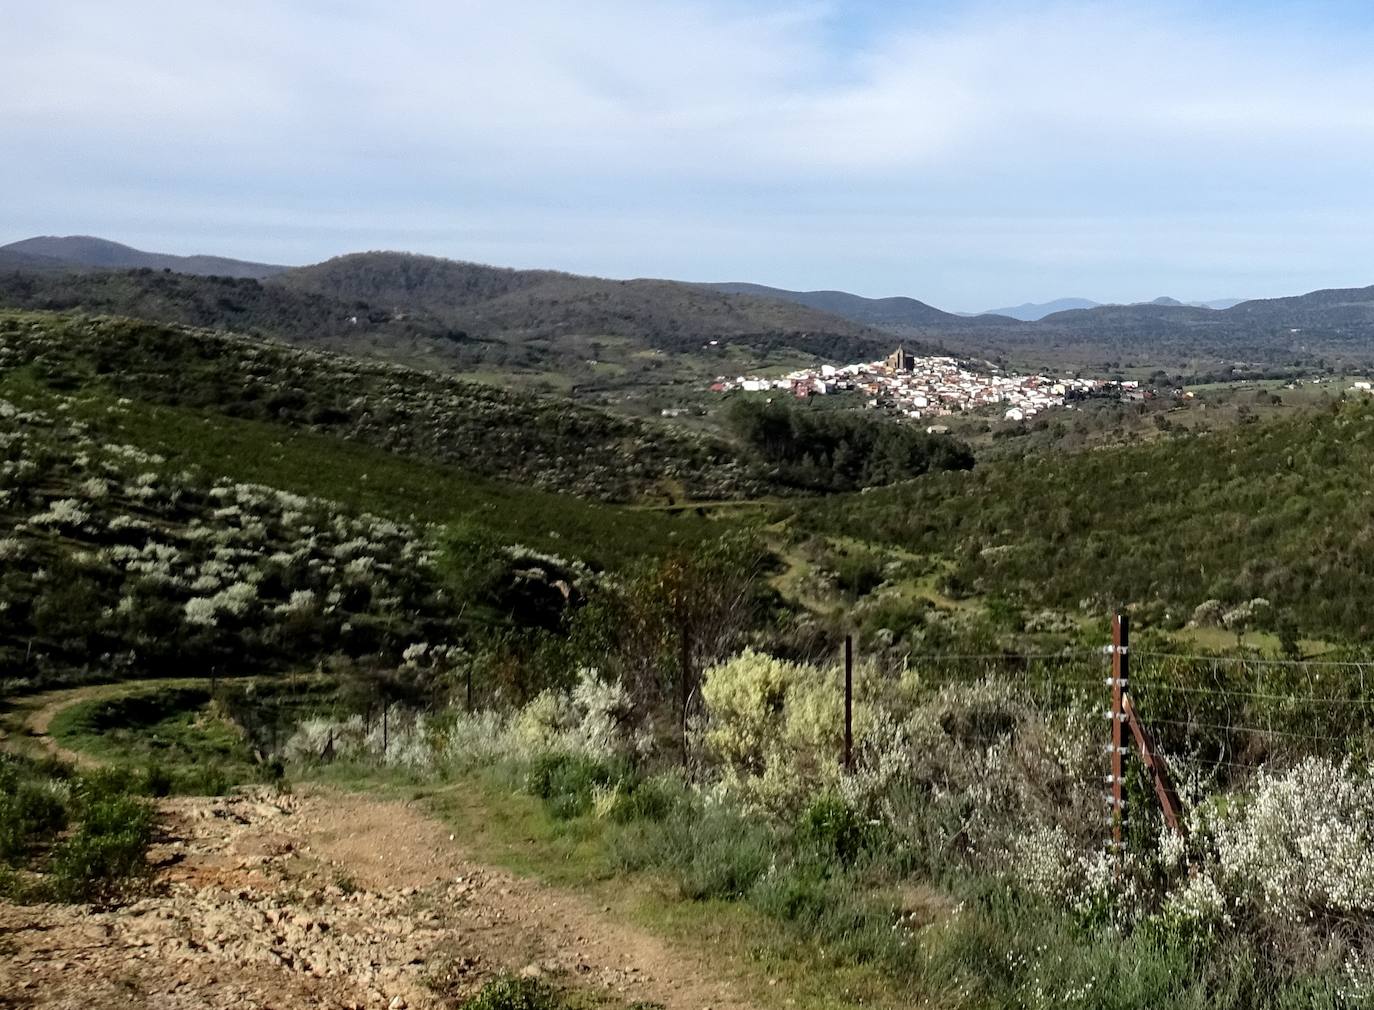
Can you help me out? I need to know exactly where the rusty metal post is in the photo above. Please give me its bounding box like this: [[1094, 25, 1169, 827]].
[[1123, 696, 1186, 836], [843, 635, 854, 772], [1108, 612, 1129, 859], [680, 626, 691, 769]]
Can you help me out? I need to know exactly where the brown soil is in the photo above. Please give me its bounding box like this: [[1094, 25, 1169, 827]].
[[0, 784, 755, 1010]]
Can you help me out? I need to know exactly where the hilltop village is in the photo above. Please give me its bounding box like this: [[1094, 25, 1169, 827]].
[[711, 347, 1132, 422]]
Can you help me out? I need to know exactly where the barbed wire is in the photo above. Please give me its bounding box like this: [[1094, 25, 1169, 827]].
[[1134, 650, 1374, 669], [906, 650, 1105, 662], [1142, 715, 1364, 746], [1130, 682, 1370, 704]]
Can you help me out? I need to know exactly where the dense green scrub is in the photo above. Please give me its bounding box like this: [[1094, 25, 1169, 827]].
[[727, 398, 974, 492], [0, 361, 716, 570], [798, 398, 1374, 639], [0, 755, 155, 903], [0, 311, 766, 503], [0, 313, 748, 689]]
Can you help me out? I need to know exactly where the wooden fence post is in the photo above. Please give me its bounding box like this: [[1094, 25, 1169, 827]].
[[843, 635, 854, 772]]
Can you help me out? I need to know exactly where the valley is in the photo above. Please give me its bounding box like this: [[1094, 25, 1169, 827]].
[[4, 242, 1374, 1010]]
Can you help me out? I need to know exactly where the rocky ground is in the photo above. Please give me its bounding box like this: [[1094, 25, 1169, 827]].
[[0, 786, 752, 1010]]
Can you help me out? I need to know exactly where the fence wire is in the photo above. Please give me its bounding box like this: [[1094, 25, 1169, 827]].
[[904, 639, 1374, 813]]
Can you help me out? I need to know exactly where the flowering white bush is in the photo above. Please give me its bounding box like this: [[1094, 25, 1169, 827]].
[[1161, 870, 1234, 931], [1211, 757, 1374, 921], [29, 498, 89, 530], [0, 389, 456, 684], [285, 669, 639, 773]]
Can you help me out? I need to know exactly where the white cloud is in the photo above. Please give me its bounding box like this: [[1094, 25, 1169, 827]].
[[19, 1, 1371, 173], [4, 1, 1374, 303]]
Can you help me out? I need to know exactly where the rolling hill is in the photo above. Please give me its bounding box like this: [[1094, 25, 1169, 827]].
[[0, 268, 480, 374], [796, 394, 1374, 637], [0, 310, 770, 504], [0, 235, 287, 279], [6, 235, 1374, 375], [0, 244, 918, 392], [279, 252, 906, 361], [700, 280, 1016, 328]]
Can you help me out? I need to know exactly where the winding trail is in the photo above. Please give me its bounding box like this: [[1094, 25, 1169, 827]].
[[0, 682, 117, 768]]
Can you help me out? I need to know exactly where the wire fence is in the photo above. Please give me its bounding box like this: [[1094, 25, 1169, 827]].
[[896, 617, 1374, 847]]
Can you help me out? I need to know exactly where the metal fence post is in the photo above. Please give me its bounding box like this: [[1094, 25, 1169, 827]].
[[680, 626, 691, 769], [1109, 612, 1129, 861], [844, 635, 854, 772]]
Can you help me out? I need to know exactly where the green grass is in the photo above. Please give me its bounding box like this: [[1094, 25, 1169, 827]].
[[0, 362, 732, 569], [46, 685, 262, 795]]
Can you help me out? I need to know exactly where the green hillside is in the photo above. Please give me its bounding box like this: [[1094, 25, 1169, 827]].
[[0, 315, 737, 689], [0, 311, 772, 503], [0, 269, 476, 369], [278, 251, 904, 362], [796, 397, 1374, 638], [0, 249, 918, 398]]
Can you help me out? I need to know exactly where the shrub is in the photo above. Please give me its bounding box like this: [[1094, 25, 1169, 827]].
[[143, 763, 173, 798], [673, 805, 773, 901], [794, 794, 878, 869], [701, 648, 859, 813], [459, 975, 561, 1010], [48, 783, 154, 903], [1210, 757, 1374, 922], [526, 753, 622, 820], [0, 780, 69, 864], [605, 774, 684, 824], [513, 669, 637, 759]]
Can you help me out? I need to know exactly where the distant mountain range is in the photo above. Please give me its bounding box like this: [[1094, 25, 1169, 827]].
[[3, 233, 1374, 374], [701, 282, 1247, 325], [976, 295, 1245, 321], [974, 297, 1101, 320], [0, 239, 916, 383], [0, 235, 287, 280]]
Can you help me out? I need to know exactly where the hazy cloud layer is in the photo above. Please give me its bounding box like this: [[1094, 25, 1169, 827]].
[[5, 1, 1374, 309]]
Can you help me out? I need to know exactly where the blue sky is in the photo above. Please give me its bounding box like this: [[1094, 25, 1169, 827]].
[[5, 1, 1374, 311]]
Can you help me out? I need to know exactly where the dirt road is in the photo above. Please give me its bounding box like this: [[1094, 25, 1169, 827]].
[[0, 685, 756, 1010]]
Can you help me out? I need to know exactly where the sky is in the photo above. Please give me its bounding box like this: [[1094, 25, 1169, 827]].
[[5, 1, 1374, 312]]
